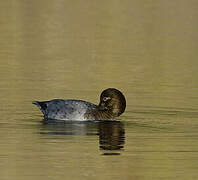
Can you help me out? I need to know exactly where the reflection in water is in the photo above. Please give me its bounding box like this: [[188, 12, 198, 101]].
[[40, 120, 125, 154], [41, 120, 99, 136], [98, 121, 125, 152]]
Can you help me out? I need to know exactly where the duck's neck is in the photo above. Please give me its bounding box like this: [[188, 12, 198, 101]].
[[84, 106, 116, 120], [95, 108, 115, 120]]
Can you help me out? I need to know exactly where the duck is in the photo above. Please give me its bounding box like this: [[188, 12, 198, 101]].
[[32, 88, 126, 121]]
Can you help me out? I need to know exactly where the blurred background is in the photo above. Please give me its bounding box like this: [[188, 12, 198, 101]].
[[0, 0, 198, 180]]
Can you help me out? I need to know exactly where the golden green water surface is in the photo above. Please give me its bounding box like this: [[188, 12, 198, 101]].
[[0, 1, 198, 179]]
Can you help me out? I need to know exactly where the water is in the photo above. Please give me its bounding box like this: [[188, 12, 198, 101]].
[[0, 0, 198, 179]]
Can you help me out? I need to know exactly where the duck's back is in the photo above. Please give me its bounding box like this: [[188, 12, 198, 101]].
[[33, 99, 97, 121]]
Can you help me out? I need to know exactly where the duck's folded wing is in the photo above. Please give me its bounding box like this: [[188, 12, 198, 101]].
[[33, 99, 96, 120]]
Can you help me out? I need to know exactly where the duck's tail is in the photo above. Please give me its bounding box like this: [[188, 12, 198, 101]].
[[32, 101, 47, 115]]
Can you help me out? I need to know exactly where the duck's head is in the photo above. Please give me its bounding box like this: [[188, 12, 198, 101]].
[[98, 88, 126, 117]]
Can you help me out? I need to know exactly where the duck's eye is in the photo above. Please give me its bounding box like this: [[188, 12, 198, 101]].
[[103, 97, 111, 102]]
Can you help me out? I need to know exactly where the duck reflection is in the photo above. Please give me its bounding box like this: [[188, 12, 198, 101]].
[[98, 121, 125, 151], [40, 120, 125, 154], [41, 119, 99, 136]]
